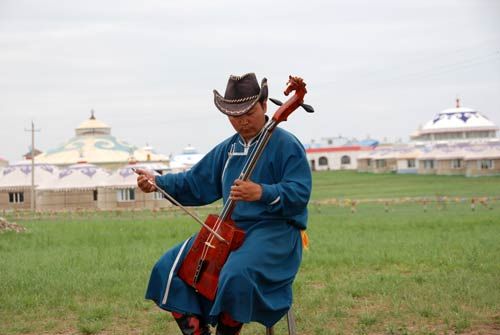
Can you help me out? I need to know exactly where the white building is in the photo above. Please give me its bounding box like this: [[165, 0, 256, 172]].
[[0, 162, 59, 210], [305, 137, 378, 171], [37, 163, 110, 210], [306, 145, 373, 171], [358, 99, 500, 176]]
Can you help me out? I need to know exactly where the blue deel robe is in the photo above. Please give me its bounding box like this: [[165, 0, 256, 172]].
[[145, 127, 312, 327]]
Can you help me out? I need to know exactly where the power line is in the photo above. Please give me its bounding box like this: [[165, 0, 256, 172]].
[[382, 51, 500, 83], [318, 39, 500, 88]]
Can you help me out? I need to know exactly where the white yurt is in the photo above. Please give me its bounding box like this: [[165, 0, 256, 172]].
[[0, 162, 59, 210], [37, 163, 111, 211], [169, 145, 205, 172], [411, 99, 498, 143]]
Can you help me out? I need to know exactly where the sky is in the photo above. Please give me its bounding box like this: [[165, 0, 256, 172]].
[[1, 0, 499, 162]]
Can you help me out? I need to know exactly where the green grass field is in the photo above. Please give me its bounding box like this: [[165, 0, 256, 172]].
[[310, 171, 500, 200], [1, 171, 499, 334]]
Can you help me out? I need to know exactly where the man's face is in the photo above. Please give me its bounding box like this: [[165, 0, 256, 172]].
[[228, 101, 267, 142]]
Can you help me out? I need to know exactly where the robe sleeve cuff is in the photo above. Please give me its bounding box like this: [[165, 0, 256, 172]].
[[154, 175, 162, 188], [260, 184, 280, 206], [154, 174, 170, 192]]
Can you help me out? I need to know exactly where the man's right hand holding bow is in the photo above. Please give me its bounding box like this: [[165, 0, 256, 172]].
[[134, 168, 157, 193]]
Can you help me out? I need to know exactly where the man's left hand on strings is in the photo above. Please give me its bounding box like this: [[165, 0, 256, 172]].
[[230, 179, 262, 201]]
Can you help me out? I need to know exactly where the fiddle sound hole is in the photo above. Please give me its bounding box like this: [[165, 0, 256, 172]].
[[193, 259, 208, 284]]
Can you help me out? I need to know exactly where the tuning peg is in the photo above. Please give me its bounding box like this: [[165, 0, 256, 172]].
[[269, 98, 283, 106], [270, 97, 314, 113], [301, 103, 315, 113]]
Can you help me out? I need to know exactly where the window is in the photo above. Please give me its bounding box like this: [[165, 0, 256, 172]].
[[8, 192, 24, 203], [434, 132, 462, 140], [422, 160, 435, 169], [451, 159, 462, 169], [153, 192, 163, 200], [375, 159, 386, 168], [467, 131, 491, 139], [480, 160, 493, 169], [341, 155, 351, 165], [318, 156, 328, 166], [407, 159, 416, 168], [367, 160, 371, 166], [117, 189, 135, 202], [93, 190, 98, 201]]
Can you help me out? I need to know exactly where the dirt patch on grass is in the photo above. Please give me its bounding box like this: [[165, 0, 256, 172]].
[[459, 321, 500, 335], [0, 217, 26, 233]]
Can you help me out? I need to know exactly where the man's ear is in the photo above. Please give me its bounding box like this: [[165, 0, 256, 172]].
[[261, 100, 267, 113]]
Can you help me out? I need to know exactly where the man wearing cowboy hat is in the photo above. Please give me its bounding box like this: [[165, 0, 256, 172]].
[[137, 73, 311, 335]]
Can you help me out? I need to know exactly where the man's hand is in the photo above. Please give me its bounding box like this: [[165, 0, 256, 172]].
[[134, 168, 157, 193], [230, 179, 262, 202]]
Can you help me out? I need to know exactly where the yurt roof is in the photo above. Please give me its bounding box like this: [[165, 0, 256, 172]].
[[0, 162, 59, 190], [358, 146, 417, 160], [35, 113, 169, 166], [393, 148, 423, 159], [418, 145, 467, 160], [418, 143, 500, 160], [359, 143, 500, 161], [463, 143, 500, 160], [39, 163, 111, 191], [170, 145, 204, 168], [417, 100, 498, 135], [75, 110, 111, 136]]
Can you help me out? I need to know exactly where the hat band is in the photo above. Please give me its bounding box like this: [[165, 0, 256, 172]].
[[219, 94, 259, 104]]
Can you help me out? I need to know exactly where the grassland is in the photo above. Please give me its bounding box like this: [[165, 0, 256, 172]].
[[310, 171, 500, 200], [0, 171, 499, 334]]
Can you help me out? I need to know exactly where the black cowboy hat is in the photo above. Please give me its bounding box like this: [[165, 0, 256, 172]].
[[213, 73, 268, 116]]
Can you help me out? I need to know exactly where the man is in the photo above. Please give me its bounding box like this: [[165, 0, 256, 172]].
[[136, 73, 311, 335]]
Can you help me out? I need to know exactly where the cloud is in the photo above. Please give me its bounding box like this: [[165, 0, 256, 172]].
[[0, 0, 499, 162]]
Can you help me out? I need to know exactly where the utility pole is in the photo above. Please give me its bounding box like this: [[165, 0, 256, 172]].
[[24, 121, 40, 212]]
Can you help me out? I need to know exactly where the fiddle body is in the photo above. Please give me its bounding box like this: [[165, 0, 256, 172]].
[[178, 214, 245, 300]]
